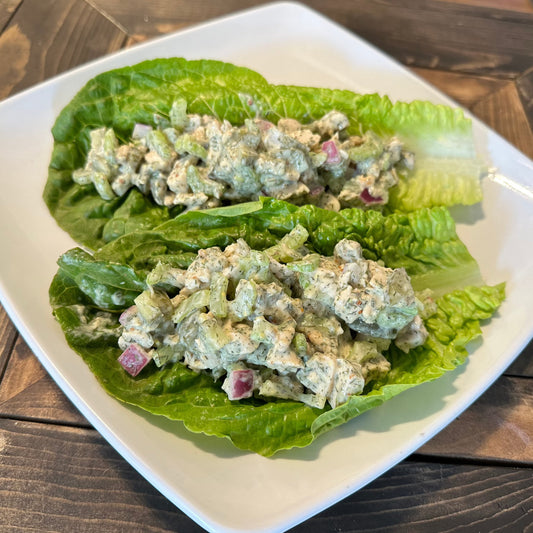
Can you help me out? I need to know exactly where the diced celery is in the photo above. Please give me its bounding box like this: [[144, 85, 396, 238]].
[[376, 306, 417, 331], [380, 150, 393, 171], [186, 165, 225, 199], [286, 254, 320, 274], [103, 128, 119, 156], [146, 129, 175, 161], [150, 177, 168, 205], [162, 127, 179, 145], [169, 98, 188, 130], [146, 262, 186, 289], [230, 279, 257, 320], [291, 332, 308, 356], [298, 313, 343, 336], [92, 172, 116, 200], [348, 340, 380, 365], [175, 133, 208, 161], [347, 131, 383, 163], [89, 128, 106, 152], [265, 224, 309, 262], [153, 345, 183, 367], [238, 250, 272, 283], [250, 316, 275, 343], [172, 289, 210, 323], [153, 113, 171, 130], [134, 289, 173, 327], [198, 314, 231, 351], [72, 169, 93, 185], [310, 150, 328, 168], [209, 272, 229, 318], [232, 166, 261, 197]]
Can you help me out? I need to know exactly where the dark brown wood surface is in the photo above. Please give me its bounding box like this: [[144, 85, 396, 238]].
[[0, 1, 532, 531]]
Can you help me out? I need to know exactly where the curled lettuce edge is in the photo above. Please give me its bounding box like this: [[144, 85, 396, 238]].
[[49, 199, 505, 456], [43, 57, 484, 251]]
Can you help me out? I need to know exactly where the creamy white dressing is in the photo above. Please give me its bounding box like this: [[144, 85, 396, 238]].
[[117, 227, 431, 408], [73, 100, 414, 212]]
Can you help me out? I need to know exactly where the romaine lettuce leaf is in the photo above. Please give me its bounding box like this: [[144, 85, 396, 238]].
[[49, 200, 504, 456], [95, 198, 483, 297], [44, 58, 483, 250]]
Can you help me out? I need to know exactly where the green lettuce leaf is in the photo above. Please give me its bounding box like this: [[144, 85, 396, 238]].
[[50, 200, 504, 456], [44, 58, 482, 250], [57, 248, 146, 310], [95, 198, 483, 296]]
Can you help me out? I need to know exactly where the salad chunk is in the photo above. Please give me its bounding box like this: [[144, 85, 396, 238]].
[[73, 100, 414, 212], [117, 226, 430, 409]]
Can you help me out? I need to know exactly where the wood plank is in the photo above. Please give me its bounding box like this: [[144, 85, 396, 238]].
[[291, 460, 533, 533], [443, 0, 533, 13], [420, 376, 533, 464], [471, 80, 533, 159], [89, 0, 260, 42], [0, 305, 17, 383], [410, 67, 508, 108], [0, 419, 197, 532], [0, 0, 126, 100], [89, 0, 533, 78], [0, 418, 531, 532], [0, 336, 89, 426], [0, 0, 20, 32], [516, 66, 533, 131], [318, 0, 533, 79], [506, 339, 533, 377]]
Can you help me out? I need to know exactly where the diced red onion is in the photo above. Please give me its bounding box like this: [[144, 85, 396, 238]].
[[132, 123, 153, 139], [226, 369, 255, 400], [321, 140, 341, 164], [119, 305, 137, 326], [309, 185, 325, 197], [256, 119, 273, 132], [118, 343, 151, 376], [360, 188, 384, 204]]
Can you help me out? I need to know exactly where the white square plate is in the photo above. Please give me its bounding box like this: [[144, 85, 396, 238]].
[[0, 2, 532, 532]]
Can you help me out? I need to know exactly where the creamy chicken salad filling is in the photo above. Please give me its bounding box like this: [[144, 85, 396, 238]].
[[117, 226, 434, 409], [73, 99, 414, 211]]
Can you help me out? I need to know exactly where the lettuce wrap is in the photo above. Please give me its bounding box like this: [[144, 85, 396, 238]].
[[49, 199, 504, 456], [44, 58, 484, 251]]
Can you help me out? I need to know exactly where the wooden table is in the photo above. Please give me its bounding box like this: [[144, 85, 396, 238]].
[[1, 1, 532, 531]]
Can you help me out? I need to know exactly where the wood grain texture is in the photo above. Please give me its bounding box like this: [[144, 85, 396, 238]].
[[420, 376, 533, 463], [472, 80, 533, 159], [86, 0, 265, 40], [0, 305, 17, 383], [308, 0, 533, 79], [0, 0, 20, 31], [443, 0, 533, 13], [0, 0, 126, 100], [0, 336, 89, 426], [0, 419, 196, 533], [517, 66, 533, 130], [0, 418, 532, 533], [411, 67, 508, 108], [506, 339, 533, 377], [289, 460, 533, 533], [88, 0, 533, 78]]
